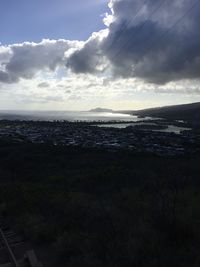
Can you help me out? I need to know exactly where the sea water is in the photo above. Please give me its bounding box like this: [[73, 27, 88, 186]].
[[0, 110, 140, 122]]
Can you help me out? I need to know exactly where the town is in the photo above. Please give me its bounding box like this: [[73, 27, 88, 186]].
[[0, 120, 199, 156]]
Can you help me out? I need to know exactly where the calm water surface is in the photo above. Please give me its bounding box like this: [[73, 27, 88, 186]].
[[0, 111, 147, 122]]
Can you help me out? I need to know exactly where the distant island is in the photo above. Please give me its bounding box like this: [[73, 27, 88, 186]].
[[89, 108, 113, 113]]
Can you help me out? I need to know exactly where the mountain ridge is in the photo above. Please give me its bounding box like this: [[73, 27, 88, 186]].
[[89, 108, 113, 113], [120, 102, 200, 124]]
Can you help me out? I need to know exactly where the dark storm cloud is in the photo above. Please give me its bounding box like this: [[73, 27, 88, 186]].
[[67, 0, 200, 84], [66, 33, 105, 74]]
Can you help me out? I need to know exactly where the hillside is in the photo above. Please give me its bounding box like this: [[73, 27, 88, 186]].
[[128, 102, 200, 124], [0, 141, 200, 267]]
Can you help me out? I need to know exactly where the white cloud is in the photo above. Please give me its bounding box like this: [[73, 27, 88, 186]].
[[0, 39, 83, 83]]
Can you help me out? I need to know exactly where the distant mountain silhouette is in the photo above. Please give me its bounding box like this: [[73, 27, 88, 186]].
[[90, 103, 200, 125], [126, 102, 200, 124], [89, 108, 113, 113]]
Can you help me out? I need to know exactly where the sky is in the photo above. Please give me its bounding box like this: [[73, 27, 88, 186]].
[[0, 0, 108, 44], [0, 0, 200, 111]]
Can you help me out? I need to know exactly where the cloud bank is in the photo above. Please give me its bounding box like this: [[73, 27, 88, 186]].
[[1, 0, 200, 86], [0, 39, 83, 84]]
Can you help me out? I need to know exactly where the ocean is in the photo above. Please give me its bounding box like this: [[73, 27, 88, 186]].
[[0, 110, 142, 122]]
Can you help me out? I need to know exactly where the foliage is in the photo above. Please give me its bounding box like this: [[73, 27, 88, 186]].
[[0, 141, 199, 266]]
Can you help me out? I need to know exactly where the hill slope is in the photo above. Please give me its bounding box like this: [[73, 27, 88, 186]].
[[129, 102, 200, 124]]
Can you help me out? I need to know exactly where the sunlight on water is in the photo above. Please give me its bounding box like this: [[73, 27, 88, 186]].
[[0, 110, 142, 122]]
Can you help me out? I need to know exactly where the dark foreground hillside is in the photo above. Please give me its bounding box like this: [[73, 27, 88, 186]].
[[0, 140, 200, 266]]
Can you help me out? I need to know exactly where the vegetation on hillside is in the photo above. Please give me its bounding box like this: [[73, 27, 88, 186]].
[[0, 140, 199, 266]]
